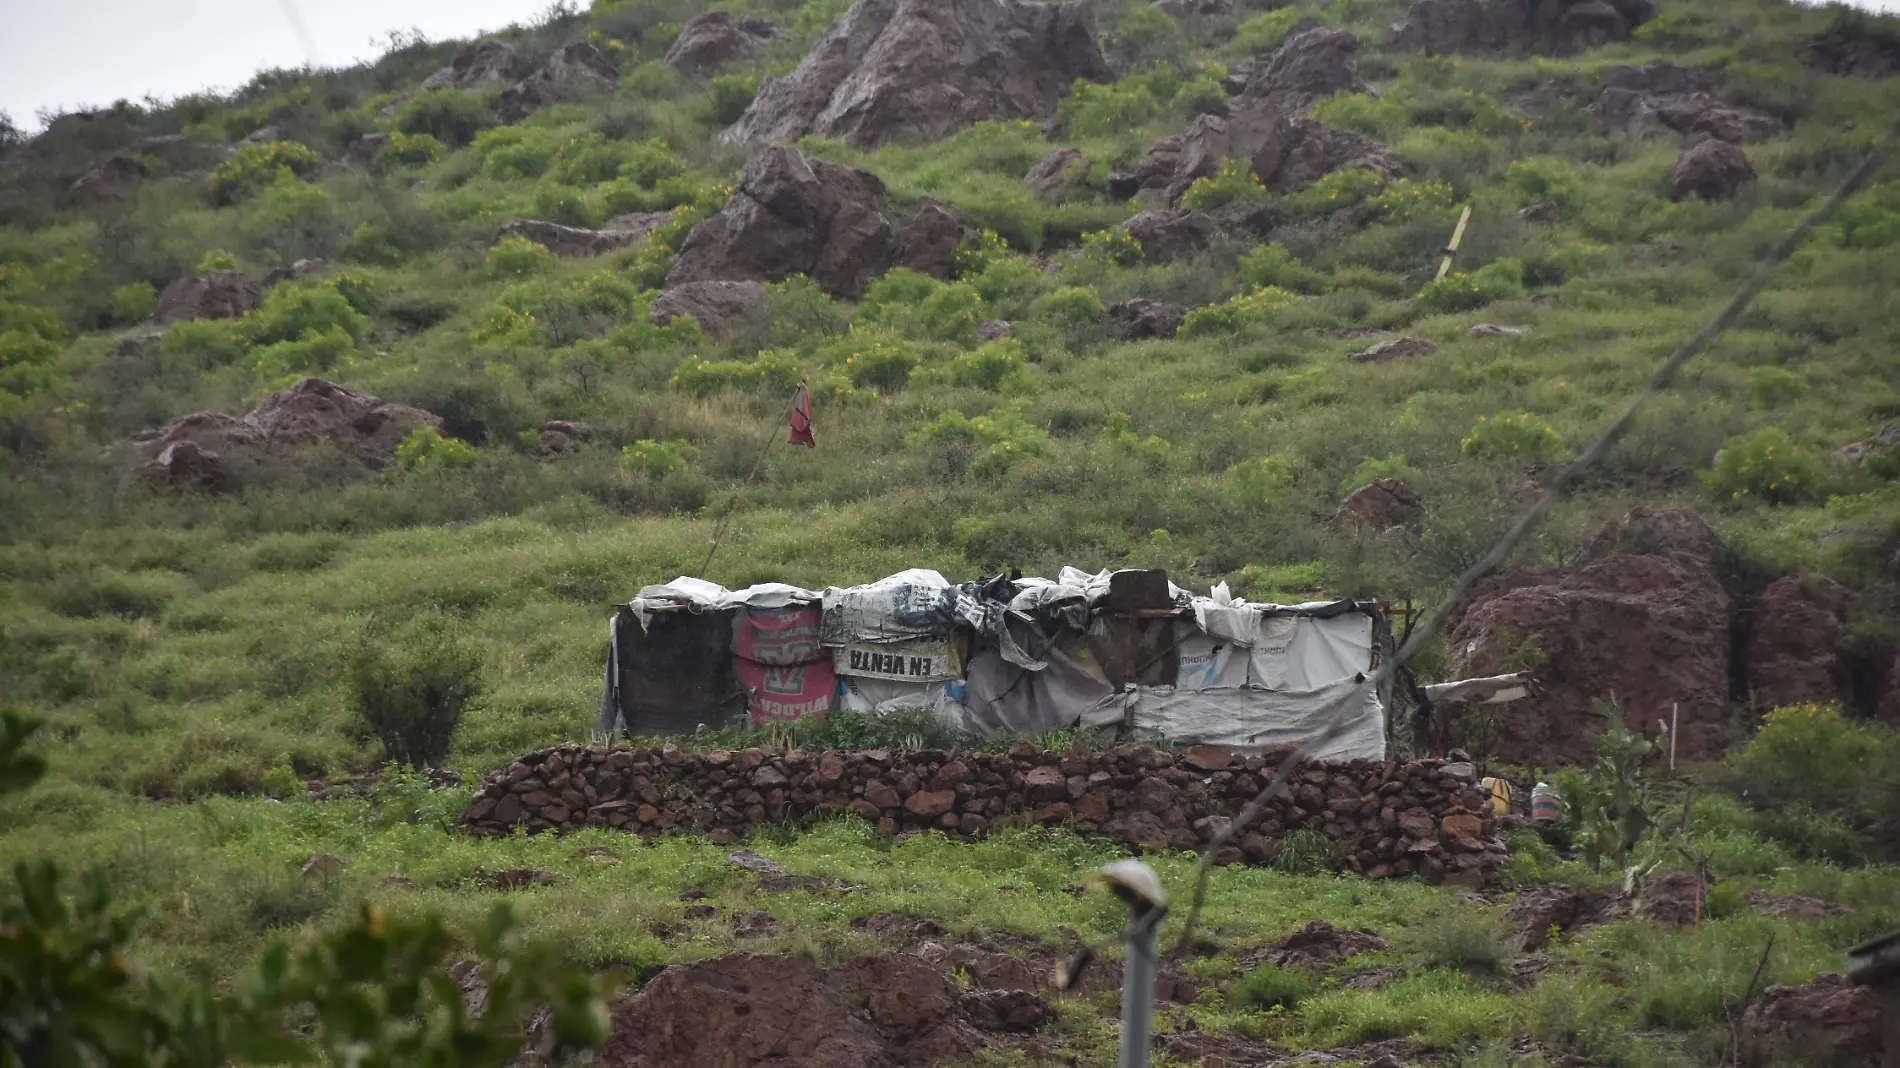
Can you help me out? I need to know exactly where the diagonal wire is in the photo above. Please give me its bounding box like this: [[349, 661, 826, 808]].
[[277, 0, 324, 69], [1167, 113, 1900, 958]]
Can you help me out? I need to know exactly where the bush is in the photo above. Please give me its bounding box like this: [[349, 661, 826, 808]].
[[109, 282, 157, 323], [349, 614, 484, 769], [1058, 76, 1161, 139], [375, 130, 447, 170], [1337, 454, 1420, 496], [1706, 426, 1822, 505], [249, 282, 370, 347], [209, 141, 318, 204], [1080, 225, 1142, 267], [1415, 259, 1525, 313], [1461, 412, 1563, 460], [1369, 178, 1456, 221], [969, 257, 1056, 318], [197, 249, 240, 274], [1234, 8, 1313, 54], [826, 330, 919, 390], [1723, 703, 1900, 824], [1101, 412, 1176, 472], [1238, 244, 1325, 293], [1830, 181, 1900, 248], [906, 407, 1050, 478], [1179, 286, 1301, 338], [1232, 963, 1316, 1012], [1745, 366, 1808, 409], [858, 270, 983, 344], [1410, 912, 1508, 975], [485, 235, 555, 279], [393, 89, 492, 146], [1182, 160, 1269, 210], [394, 426, 478, 473], [620, 438, 695, 478], [672, 349, 806, 397], [699, 73, 758, 126], [944, 338, 1029, 391], [1223, 455, 1295, 507], [952, 229, 1012, 278], [1026, 285, 1103, 332]]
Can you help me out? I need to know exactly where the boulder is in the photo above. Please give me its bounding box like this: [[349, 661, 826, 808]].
[[1517, 201, 1562, 225], [1834, 422, 1900, 467], [1668, 138, 1754, 201], [1124, 209, 1220, 263], [1590, 65, 1780, 144], [1388, 0, 1488, 55], [1467, 322, 1530, 336], [497, 42, 619, 124], [1024, 147, 1087, 201], [112, 331, 164, 361], [539, 420, 594, 452], [1252, 117, 1408, 194], [1349, 337, 1436, 363], [147, 411, 266, 453], [1107, 137, 1183, 200], [145, 441, 238, 494], [666, 146, 894, 299], [152, 270, 263, 325], [1106, 298, 1187, 340], [603, 211, 672, 239], [494, 219, 644, 258], [69, 156, 144, 208], [1507, 884, 1625, 951], [1745, 576, 1850, 710], [976, 320, 1015, 342], [347, 133, 387, 167], [894, 199, 980, 280], [1742, 974, 1884, 1063], [261, 258, 327, 288], [1248, 921, 1388, 972], [721, 0, 1111, 150], [1390, 0, 1656, 56], [1449, 552, 1732, 767], [648, 280, 770, 336], [1807, 30, 1900, 80], [1337, 479, 1422, 528], [243, 377, 443, 468], [665, 12, 779, 76], [420, 38, 519, 92]]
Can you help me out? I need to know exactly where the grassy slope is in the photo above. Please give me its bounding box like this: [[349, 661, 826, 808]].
[[4, 0, 1900, 1063]]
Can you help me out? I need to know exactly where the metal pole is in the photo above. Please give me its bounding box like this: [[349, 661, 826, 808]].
[[1118, 905, 1167, 1068]]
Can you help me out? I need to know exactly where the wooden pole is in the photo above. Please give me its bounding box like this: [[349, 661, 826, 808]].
[[1435, 205, 1473, 281]]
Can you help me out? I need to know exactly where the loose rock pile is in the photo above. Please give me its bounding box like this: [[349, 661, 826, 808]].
[[462, 743, 1510, 886]]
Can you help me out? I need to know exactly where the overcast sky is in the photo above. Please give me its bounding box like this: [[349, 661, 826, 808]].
[[4, 0, 1899, 132]]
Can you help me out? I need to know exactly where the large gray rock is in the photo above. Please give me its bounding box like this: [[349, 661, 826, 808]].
[[893, 199, 980, 280], [648, 281, 771, 336], [1024, 147, 1087, 201], [497, 42, 619, 123], [1390, 0, 1656, 57], [1124, 210, 1221, 263], [1590, 65, 1780, 144], [1106, 298, 1186, 340], [152, 270, 263, 325], [69, 156, 144, 208], [146, 441, 238, 494], [665, 12, 779, 76], [493, 219, 644, 258], [1668, 138, 1754, 200], [666, 146, 894, 299], [420, 39, 520, 92], [721, 0, 1110, 149]]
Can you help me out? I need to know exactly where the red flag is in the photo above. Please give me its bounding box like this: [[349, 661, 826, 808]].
[[788, 378, 815, 448]]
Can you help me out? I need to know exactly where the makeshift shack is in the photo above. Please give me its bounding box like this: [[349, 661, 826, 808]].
[[596, 567, 1392, 761]]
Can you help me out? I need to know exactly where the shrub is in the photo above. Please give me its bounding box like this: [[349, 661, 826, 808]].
[[1337, 454, 1420, 496], [197, 249, 240, 274], [249, 282, 369, 347], [1745, 366, 1808, 409], [209, 141, 318, 204], [1315, 91, 1409, 140], [825, 330, 918, 390], [1234, 560, 1326, 601], [1232, 963, 1316, 1012], [1179, 286, 1301, 338], [1238, 244, 1325, 293], [1369, 178, 1456, 220], [969, 257, 1057, 318], [485, 235, 555, 279], [952, 229, 1012, 278], [1830, 181, 1900, 249], [393, 89, 492, 145], [859, 271, 983, 344], [1223, 455, 1295, 507], [375, 130, 446, 169], [1182, 159, 1269, 210], [1027, 285, 1103, 331], [1415, 259, 1525, 313], [109, 282, 157, 323], [349, 614, 483, 768], [251, 327, 357, 376], [1506, 157, 1586, 210], [941, 338, 1030, 391], [1724, 703, 1900, 822], [1283, 168, 1387, 218], [1234, 8, 1313, 54], [471, 125, 559, 180], [394, 426, 478, 472], [1271, 828, 1333, 873], [0, 328, 61, 398], [1079, 225, 1142, 267], [1706, 426, 1821, 505], [1101, 412, 1176, 472], [619, 438, 695, 478], [906, 407, 1050, 478], [1411, 912, 1508, 975], [672, 349, 806, 396], [1461, 413, 1563, 460], [243, 171, 338, 255], [700, 73, 758, 126], [1058, 76, 1160, 139]]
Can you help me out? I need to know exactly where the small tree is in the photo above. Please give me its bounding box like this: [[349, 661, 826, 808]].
[[350, 616, 483, 768], [1566, 698, 1658, 871]]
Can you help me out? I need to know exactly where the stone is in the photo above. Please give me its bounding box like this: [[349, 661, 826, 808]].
[[493, 795, 524, 824], [1834, 422, 1900, 467], [497, 42, 619, 124], [242, 377, 443, 469], [1517, 201, 1562, 224], [1390, 0, 1656, 57], [348, 133, 388, 167], [1182, 746, 1232, 772], [1250, 117, 1408, 194], [69, 156, 144, 208], [1248, 921, 1388, 972], [667, 146, 894, 299], [152, 270, 263, 324], [1742, 974, 1883, 1062], [1807, 30, 1900, 80], [1441, 812, 1484, 841], [1131, 776, 1176, 814], [976, 320, 1015, 342], [1668, 138, 1754, 201], [1582, 507, 1722, 568], [1123, 209, 1220, 263], [1745, 576, 1851, 710], [538, 420, 593, 452], [647, 280, 771, 337], [494, 219, 645, 258], [598, 955, 890, 1068], [1024, 147, 1087, 201], [1106, 298, 1187, 340], [260, 258, 327, 288], [722, 0, 1111, 150], [420, 39, 519, 92], [1024, 766, 1068, 802], [928, 761, 969, 790], [1590, 65, 1779, 144], [145, 440, 237, 494], [893, 199, 980, 281], [1337, 479, 1422, 529], [864, 781, 902, 809], [905, 789, 958, 818], [1640, 871, 1705, 924], [1349, 337, 1437, 363], [113, 332, 164, 361], [665, 12, 779, 76], [1467, 322, 1531, 336]]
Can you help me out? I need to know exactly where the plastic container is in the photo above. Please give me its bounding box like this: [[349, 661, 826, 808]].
[[1480, 776, 1513, 817], [1531, 782, 1563, 823]]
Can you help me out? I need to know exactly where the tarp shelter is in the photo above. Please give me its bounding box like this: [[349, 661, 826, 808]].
[[598, 567, 1391, 761]]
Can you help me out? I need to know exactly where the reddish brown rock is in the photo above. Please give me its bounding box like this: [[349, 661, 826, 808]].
[[1669, 138, 1754, 201], [599, 955, 888, 1068], [865, 781, 902, 809], [905, 790, 957, 818], [242, 377, 443, 469], [1742, 974, 1884, 1063], [1182, 746, 1232, 772], [1247, 921, 1388, 972], [152, 270, 262, 324], [1337, 478, 1423, 529], [1745, 576, 1850, 710]]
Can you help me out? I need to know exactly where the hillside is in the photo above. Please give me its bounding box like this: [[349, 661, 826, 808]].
[[4, 0, 1900, 1063]]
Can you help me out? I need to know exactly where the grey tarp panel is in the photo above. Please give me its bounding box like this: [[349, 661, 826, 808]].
[[821, 568, 957, 645], [1129, 678, 1386, 761], [963, 647, 1132, 735]]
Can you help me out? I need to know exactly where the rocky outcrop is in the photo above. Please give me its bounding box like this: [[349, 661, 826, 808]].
[[1348, 337, 1437, 363], [1590, 65, 1781, 144], [648, 280, 770, 336], [1835, 422, 1900, 467], [1111, 27, 1400, 202], [721, 0, 1110, 150], [1669, 138, 1754, 200], [152, 270, 263, 325], [242, 377, 442, 468], [1518, 201, 1562, 224], [1742, 974, 1884, 1064], [1390, 0, 1656, 57], [1449, 548, 1732, 768], [1337, 479, 1423, 528], [1807, 30, 1900, 80], [347, 133, 387, 167], [419, 39, 519, 92], [69, 156, 144, 208], [1745, 576, 1850, 710], [894, 199, 981, 280], [463, 743, 1510, 886], [539, 420, 594, 452], [261, 258, 326, 289], [145, 411, 267, 453], [1582, 507, 1724, 567], [145, 441, 238, 494], [665, 12, 780, 76], [1124, 209, 1221, 263], [976, 320, 1015, 342], [497, 42, 619, 123], [493, 219, 646, 258], [1106, 298, 1187, 340], [1506, 884, 1628, 951], [128, 135, 232, 173], [1024, 148, 1087, 201], [666, 146, 895, 299]]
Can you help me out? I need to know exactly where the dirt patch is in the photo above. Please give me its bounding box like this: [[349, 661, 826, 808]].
[[1506, 884, 1628, 951], [1745, 892, 1847, 920], [725, 849, 867, 893], [1241, 920, 1389, 972], [852, 913, 945, 944]]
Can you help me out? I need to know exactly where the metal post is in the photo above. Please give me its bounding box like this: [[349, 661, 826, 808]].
[[1118, 904, 1167, 1068], [1848, 931, 1900, 1068]]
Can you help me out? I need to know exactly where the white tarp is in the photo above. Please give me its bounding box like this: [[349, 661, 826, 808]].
[[836, 676, 967, 731], [1174, 630, 1250, 691], [630, 577, 817, 631], [834, 636, 959, 682], [1129, 678, 1386, 761], [1248, 612, 1373, 691]]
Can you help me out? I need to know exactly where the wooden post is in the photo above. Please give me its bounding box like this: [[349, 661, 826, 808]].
[[1435, 205, 1473, 281]]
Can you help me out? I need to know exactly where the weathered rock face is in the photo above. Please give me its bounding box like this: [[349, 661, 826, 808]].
[[666, 146, 895, 299], [1669, 138, 1754, 200], [244, 377, 442, 467], [128, 134, 232, 173], [1835, 422, 1900, 467], [420, 39, 519, 92], [1742, 974, 1884, 1064], [894, 199, 981, 280], [1254, 118, 1408, 193], [1348, 337, 1437, 363], [463, 743, 1510, 885], [1745, 576, 1850, 710], [1024, 147, 1087, 201], [1249, 921, 1388, 972], [497, 42, 619, 123], [346, 133, 387, 167], [648, 280, 770, 336], [1582, 507, 1723, 568], [1390, 0, 1656, 57], [152, 270, 263, 325], [1450, 552, 1733, 767], [147, 411, 267, 453], [493, 219, 645, 258], [1590, 65, 1781, 144], [1807, 30, 1900, 80], [1337, 479, 1423, 529], [722, 0, 1111, 150], [539, 420, 594, 452], [69, 156, 145, 208], [1518, 200, 1562, 224], [261, 258, 327, 289], [1106, 298, 1187, 340], [1124, 209, 1220, 263], [145, 441, 238, 494], [665, 12, 780, 76]]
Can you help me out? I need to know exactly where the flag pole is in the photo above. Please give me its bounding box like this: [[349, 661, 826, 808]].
[[698, 378, 810, 579]]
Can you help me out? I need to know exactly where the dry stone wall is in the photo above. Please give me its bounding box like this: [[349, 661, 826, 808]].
[[463, 743, 1510, 886]]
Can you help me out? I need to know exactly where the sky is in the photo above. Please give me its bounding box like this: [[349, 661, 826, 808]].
[[3, 0, 1899, 133]]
